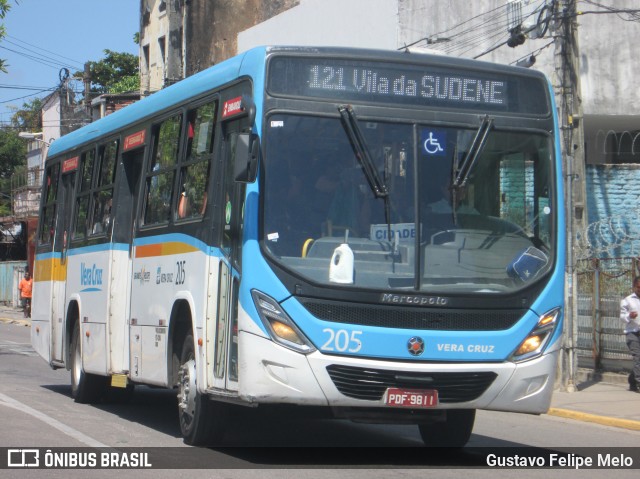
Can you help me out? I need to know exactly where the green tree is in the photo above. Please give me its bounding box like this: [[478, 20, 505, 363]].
[[0, 128, 26, 216], [10, 97, 43, 132], [0, 0, 11, 73], [75, 49, 139, 94]]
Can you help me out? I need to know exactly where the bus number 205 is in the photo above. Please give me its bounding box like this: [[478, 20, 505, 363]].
[[321, 328, 363, 353]]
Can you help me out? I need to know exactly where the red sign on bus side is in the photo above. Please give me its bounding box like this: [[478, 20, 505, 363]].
[[222, 97, 244, 119], [124, 129, 146, 151], [62, 156, 79, 173]]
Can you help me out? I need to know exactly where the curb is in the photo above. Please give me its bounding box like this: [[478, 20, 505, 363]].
[[547, 408, 640, 431]]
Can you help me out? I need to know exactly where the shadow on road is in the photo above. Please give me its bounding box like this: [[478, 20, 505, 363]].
[[39, 383, 555, 468]]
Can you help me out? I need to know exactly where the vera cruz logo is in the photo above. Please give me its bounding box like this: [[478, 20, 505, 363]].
[[80, 263, 104, 292]]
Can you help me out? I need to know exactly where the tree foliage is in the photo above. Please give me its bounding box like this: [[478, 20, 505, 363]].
[[10, 97, 43, 132], [0, 0, 11, 73], [0, 127, 25, 216], [0, 128, 24, 178], [75, 49, 139, 94]]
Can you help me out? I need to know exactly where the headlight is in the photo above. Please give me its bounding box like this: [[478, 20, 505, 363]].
[[251, 290, 316, 354], [510, 307, 561, 363]]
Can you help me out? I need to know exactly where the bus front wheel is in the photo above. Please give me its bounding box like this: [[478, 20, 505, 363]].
[[70, 322, 107, 403], [177, 333, 227, 446], [418, 409, 475, 448]]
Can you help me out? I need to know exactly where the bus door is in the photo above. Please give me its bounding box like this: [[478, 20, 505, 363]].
[[52, 158, 78, 363], [211, 115, 249, 392], [112, 143, 145, 374]]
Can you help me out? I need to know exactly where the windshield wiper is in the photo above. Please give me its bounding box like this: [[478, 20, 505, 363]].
[[338, 105, 396, 251], [453, 115, 493, 188], [338, 105, 389, 199], [338, 105, 398, 258]]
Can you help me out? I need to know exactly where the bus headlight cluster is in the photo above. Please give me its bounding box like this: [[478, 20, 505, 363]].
[[251, 290, 316, 354], [510, 307, 561, 363]]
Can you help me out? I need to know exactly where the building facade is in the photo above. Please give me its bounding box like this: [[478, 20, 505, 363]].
[[138, 0, 299, 94]]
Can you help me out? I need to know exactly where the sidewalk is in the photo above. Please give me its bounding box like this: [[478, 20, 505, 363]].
[[0, 305, 30, 326], [1, 307, 639, 431], [549, 378, 640, 431]]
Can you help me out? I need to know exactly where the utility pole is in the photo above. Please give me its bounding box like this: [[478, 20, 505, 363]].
[[83, 62, 92, 113], [553, 0, 587, 392]]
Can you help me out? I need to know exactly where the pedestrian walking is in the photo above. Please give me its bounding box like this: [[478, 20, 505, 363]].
[[620, 276, 640, 392], [18, 271, 32, 319]]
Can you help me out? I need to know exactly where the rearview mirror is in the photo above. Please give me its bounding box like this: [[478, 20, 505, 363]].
[[234, 133, 259, 183]]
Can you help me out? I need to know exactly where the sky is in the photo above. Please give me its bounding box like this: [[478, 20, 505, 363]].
[[0, 0, 139, 127]]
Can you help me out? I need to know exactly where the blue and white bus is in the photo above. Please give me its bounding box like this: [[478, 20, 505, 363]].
[[32, 46, 564, 447]]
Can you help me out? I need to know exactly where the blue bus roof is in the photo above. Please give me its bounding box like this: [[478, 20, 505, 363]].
[[47, 46, 269, 158]]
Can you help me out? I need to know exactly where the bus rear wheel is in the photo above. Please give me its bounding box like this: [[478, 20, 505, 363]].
[[70, 322, 107, 403], [177, 333, 227, 446], [418, 409, 475, 448]]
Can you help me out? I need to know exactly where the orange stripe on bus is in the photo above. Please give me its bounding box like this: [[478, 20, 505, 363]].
[[162, 242, 199, 256], [135, 242, 199, 258], [135, 244, 163, 258]]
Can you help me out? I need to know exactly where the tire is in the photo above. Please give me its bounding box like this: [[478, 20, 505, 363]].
[[418, 409, 476, 448], [177, 332, 227, 446], [70, 322, 107, 404]]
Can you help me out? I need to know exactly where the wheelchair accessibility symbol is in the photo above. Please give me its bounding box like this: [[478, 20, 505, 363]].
[[421, 129, 446, 156]]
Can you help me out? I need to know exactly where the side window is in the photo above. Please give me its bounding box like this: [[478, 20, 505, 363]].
[[71, 140, 119, 240], [144, 113, 182, 225], [177, 101, 216, 220], [39, 163, 60, 245], [73, 149, 95, 240], [91, 140, 118, 236]]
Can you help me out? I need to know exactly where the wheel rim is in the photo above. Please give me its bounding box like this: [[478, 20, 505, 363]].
[[178, 358, 197, 432]]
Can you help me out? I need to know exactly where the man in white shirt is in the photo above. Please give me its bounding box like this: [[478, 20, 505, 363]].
[[620, 276, 640, 392]]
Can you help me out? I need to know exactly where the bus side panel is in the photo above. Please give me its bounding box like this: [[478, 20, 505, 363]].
[[32, 255, 62, 364], [66, 248, 111, 376], [130, 239, 207, 387], [204, 253, 221, 390], [30, 319, 50, 364], [108, 247, 132, 374], [31, 255, 71, 367], [130, 241, 169, 386], [81, 322, 108, 375]]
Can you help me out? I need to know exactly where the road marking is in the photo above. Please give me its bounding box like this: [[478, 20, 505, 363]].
[[0, 341, 38, 357], [0, 392, 109, 447]]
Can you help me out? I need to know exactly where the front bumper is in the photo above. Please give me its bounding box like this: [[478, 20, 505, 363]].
[[235, 330, 557, 415]]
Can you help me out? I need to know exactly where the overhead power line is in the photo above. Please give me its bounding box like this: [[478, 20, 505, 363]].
[[0, 89, 53, 105], [3, 34, 84, 70], [403, 0, 640, 61]]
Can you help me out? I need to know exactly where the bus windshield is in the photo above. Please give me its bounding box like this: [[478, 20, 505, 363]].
[[263, 113, 555, 294]]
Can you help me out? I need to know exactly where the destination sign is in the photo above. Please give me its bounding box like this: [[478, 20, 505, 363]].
[[268, 56, 549, 115]]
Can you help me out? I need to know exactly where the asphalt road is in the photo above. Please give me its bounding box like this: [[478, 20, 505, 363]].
[[1, 321, 639, 478]]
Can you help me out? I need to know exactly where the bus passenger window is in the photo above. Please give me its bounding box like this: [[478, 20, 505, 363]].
[[98, 140, 118, 186], [74, 197, 90, 239], [144, 113, 181, 225], [39, 163, 60, 245], [178, 160, 210, 219], [73, 150, 95, 240], [92, 194, 113, 235], [84, 141, 118, 237], [176, 101, 216, 221]]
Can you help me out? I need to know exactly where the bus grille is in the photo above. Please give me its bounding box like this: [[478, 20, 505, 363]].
[[299, 299, 524, 331], [326, 365, 497, 402]]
